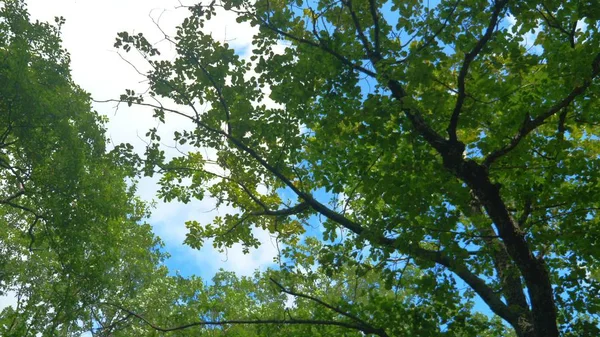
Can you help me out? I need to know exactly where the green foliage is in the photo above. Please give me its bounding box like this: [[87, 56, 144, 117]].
[[114, 0, 600, 335], [4, 0, 597, 335], [0, 1, 165, 336], [92, 240, 515, 337]]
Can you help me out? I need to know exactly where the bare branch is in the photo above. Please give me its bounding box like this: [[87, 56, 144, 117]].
[[94, 99, 198, 125]]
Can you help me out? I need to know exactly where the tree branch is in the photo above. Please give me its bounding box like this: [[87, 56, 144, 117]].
[[343, 0, 378, 61], [251, 13, 378, 78], [251, 202, 309, 217], [447, 0, 507, 143], [484, 52, 600, 167], [184, 52, 233, 135], [412, 246, 520, 326], [396, 0, 460, 64], [368, 0, 380, 55], [537, 5, 576, 48], [269, 278, 389, 337], [1, 190, 24, 204], [107, 303, 388, 336]]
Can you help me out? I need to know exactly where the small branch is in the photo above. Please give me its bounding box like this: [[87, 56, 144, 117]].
[[184, 52, 233, 135], [537, 6, 576, 48], [518, 198, 533, 228], [28, 216, 41, 251], [269, 278, 389, 337], [0, 121, 13, 146], [221, 214, 252, 237], [368, 0, 380, 55], [343, 0, 377, 61], [0, 190, 24, 204], [106, 303, 387, 336], [251, 202, 310, 217], [397, 1, 460, 64], [342, 152, 382, 215], [412, 247, 519, 325], [484, 52, 600, 167], [251, 12, 377, 78], [557, 107, 568, 140], [94, 99, 198, 124], [1, 199, 40, 217], [447, 0, 507, 143]]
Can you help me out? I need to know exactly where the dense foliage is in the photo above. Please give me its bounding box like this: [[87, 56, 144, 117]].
[[0, 1, 165, 335], [3, 0, 600, 336], [112, 0, 600, 336]]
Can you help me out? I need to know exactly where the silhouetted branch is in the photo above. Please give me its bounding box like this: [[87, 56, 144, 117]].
[[106, 303, 388, 336]]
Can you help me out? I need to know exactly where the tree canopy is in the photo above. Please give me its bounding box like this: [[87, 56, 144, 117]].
[[112, 0, 600, 336], [0, 1, 165, 335], [3, 0, 600, 336]]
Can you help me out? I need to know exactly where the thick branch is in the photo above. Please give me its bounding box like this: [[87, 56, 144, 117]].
[[385, 49, 561, 337], [448, 160, 558, 337]]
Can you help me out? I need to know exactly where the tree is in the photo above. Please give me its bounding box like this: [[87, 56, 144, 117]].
[[113, 0, 600, 336], [0, 1, 166, 335], [95, 238, 515, 337]]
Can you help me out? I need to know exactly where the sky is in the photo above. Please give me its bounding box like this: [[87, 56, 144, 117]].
[[22, 0, 279, 278]]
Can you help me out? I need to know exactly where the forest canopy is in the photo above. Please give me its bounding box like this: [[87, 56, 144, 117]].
[[2, 0, 600, 336]]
